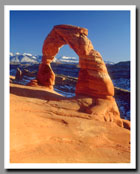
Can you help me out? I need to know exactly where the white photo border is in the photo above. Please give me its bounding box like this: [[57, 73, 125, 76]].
[[4, 5, 136, 169]]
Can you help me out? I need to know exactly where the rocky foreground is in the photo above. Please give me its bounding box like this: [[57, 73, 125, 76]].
[[10, 76, 130, 163]]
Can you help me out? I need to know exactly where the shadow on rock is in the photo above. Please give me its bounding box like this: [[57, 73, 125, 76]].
[[10, 85, 65, 101]]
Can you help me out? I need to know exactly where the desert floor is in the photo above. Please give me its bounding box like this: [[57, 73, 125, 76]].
[[10, 82, 130, 163]]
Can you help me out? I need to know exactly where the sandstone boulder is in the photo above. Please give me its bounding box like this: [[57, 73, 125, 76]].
[[15, 68, 23, 81]]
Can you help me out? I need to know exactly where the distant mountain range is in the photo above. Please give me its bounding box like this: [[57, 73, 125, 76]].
[[10, 52, 42, 64], [10, 52, 115, 65]]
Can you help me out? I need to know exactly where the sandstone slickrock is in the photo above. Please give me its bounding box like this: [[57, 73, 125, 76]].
[[10, 83, 130, 163], [29, 24, 127, 127]]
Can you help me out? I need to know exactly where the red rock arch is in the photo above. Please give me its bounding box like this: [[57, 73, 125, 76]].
[[27, 24, 130, 127], [37, 24, 114, 98]]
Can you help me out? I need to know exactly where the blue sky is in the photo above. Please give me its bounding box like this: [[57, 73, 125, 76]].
[[10, 10, 130, 62]]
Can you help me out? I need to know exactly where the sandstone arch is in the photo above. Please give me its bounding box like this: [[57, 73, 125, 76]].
[[28, 24, 130, 127], [37, 24, 114, 98]]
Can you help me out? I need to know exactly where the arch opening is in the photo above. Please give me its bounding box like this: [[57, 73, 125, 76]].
[[51, 44, 80, 97], [55, 44, 79, 64]]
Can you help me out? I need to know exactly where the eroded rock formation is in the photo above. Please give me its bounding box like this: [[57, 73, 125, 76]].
[[29, 24, 125, 126], [37, 25, 114, 97]]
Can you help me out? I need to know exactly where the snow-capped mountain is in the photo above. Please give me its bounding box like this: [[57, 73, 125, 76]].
[[10, 52, 41, 64], [10, 52, 14, 57], [53, 56, 79, 64], [104, 60, 115, 65], [53, 56, 115, 65], [10, 52, 115, 65], [23, 53, 33, 57]]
